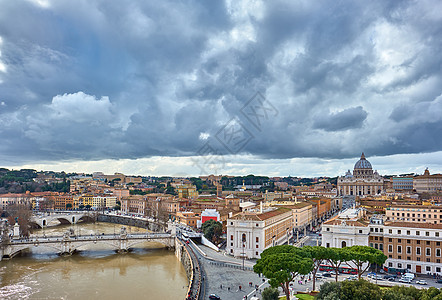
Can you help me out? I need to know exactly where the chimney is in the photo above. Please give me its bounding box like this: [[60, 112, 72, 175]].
[[260, 201, 263, 213]]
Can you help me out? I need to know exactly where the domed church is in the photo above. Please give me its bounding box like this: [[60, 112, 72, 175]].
[[337, 153, 384, 196]]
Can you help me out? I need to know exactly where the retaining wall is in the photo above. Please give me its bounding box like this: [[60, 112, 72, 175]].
[[97, 215, 165, 232]]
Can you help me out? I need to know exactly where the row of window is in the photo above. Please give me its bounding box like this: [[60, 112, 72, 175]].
[[389, 217, 442, 224], [387, 229, 440, 237], [390, 208, 442, 212], [391, 212, 442, 218], [387, 262, 442, 273], [387, 245, 441, 256], [387, 239, 441, 246]]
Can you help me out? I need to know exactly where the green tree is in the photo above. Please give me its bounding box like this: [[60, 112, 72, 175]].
[[318, 280, 382, 300], [327, 247, 351, 282], [342, 246, 387, 279], [316, 281, 341, 300], [262, 286, 280, 300], [420, 287, 442, 300], [382, 285, 421, 300], [253, 245, 313, 300], [340, 280, 381, 300], [303, 246, 334, 291], [201, 219, 222, 244]]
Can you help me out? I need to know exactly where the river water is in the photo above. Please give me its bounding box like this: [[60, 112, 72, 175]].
[[0, 222, 188, 299]]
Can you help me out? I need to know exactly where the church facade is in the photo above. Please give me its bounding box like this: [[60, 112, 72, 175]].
[[337, 153, 384, 196]]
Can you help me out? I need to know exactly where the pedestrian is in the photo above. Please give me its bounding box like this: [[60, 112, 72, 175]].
[[228, 287, 230, 291], [220, 284, 222, 289], [239, 285, 241, 291]]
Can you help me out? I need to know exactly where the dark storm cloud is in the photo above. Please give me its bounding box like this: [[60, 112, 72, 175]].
[[313, 106, 368, 132], [0, 0, 441, 165]]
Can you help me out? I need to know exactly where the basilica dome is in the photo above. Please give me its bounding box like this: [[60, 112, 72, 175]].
[[354, 152, 372, 169]]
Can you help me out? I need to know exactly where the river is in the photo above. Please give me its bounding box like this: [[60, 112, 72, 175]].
[[0, 222, 188, 299]]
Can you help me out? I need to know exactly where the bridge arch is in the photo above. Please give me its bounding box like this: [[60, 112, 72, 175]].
[[56, 217, 72, 225], [77, 215, 95, 224]]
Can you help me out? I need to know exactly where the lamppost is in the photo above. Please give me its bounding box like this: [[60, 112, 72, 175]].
[[242, 234, 246, 270]]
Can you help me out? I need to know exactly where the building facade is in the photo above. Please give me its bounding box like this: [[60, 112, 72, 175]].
[[337, 153, 384, 196], [321, 211, 442, 276], [321, 208, 370, 248], [414, 169, 442, 193], [385, 205, 442, 225], [392, 177, 414, 191], [226, 208, 293, 259]]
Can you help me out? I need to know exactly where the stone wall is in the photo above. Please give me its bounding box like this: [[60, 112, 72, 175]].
[[175, 239, 193, 298], [97, 214, 165, 232]]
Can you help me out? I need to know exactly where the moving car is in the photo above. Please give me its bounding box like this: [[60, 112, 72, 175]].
[[399, 277, 412, 283], [321, 272, 332, 277], [345, 275, 358, 281], [436, 279, 442, 284], [209, 294, 221, 300], [416, 280, 428, 285]]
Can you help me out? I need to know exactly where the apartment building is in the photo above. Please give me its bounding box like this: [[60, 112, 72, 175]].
[[54, 195, 74, 210], [385, 205, 442, 224], [321, 209, 442, 276], [120, 195, 147, 215], [0, 193, 32, 210], [226, 208, 293, 259], [175, 184, 198, 199], [383, 222, 442, 275], [272, 201, 314, 232], [414, 169, 442, 193], [176, 211, 200, 227], [392, 177, 414, 191]]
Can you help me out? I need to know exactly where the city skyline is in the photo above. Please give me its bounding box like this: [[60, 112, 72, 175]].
[[1, 1, 441, 177], [5, 151, 442, 178]]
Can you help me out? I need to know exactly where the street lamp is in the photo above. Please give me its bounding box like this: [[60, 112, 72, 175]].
[[242, 233, 246, 270]]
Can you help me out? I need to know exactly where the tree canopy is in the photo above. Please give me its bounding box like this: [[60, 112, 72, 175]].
[[201, 219, 222, 244], [254, 245, 313, 300], [342, 245, 387, 279], [303, 246, 337, 291], [318, 280, 441, 300]]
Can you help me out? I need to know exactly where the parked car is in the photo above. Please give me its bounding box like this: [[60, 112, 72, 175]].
[[209, 294, 221, 300], [367, 272, 376, 279], [436, 279, 442, 284], [388, 277, 396, 282], [416, 280, 428, 285], [374, 275, 383, 280]]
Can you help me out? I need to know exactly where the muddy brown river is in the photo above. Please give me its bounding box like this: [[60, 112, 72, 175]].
[[0, 222, 188, 299]]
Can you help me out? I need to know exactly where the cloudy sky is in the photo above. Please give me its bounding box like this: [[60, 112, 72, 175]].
[[0, 0, 441, 177]]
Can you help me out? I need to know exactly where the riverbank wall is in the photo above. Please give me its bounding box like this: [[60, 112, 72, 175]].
[[97, 214, 165, 232], [175, 239, 194, 299]]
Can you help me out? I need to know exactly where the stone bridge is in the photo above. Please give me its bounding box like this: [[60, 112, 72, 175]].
[[30, 212, 95, 228], [0, 227, 175, 261]]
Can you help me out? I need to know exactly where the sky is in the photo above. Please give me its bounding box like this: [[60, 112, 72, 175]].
[[0, 0, 441, 177]]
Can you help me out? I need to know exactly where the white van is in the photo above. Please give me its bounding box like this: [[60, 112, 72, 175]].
[[402, 273, 415, 280]]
